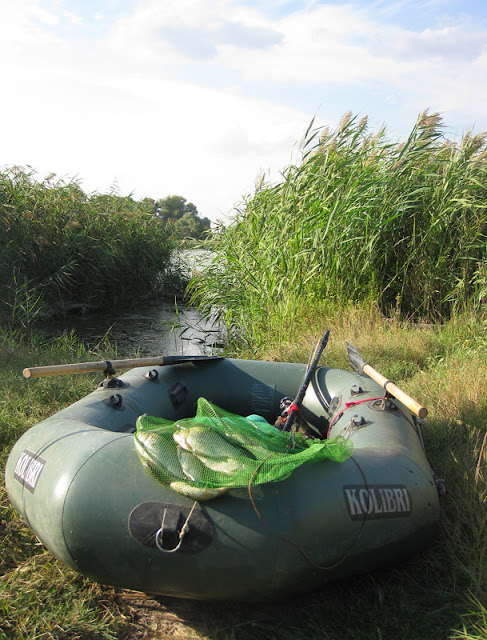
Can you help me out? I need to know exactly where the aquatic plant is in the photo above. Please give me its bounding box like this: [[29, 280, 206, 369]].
[[192, 110, 487, 341], [0, 168, 180, 325]]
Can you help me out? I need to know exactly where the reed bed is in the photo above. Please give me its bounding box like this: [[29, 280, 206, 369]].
[[192, 110, 487, 348], [0, 168, 181, 327]]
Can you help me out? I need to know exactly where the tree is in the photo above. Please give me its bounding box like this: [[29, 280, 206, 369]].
[[155, 195, 211, 239], [157, 195, 195, 221]]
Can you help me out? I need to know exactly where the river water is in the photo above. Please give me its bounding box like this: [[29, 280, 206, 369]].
[[42, 250, 221, 358], [45, 302, 220, 358]]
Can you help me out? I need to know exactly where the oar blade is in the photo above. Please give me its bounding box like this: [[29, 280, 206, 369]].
[[163, 355, 223, 366], [346, 341, 366, 374]]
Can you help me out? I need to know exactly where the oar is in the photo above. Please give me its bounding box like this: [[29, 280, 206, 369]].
[[346, 341, 427, 419], [282, 330, 330, 432], [23, 355, 223, 379]]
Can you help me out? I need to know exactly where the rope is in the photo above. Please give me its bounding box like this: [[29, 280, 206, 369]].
[[247, 454, 370, 571], [287, 403, 301, 415], [326, 396, 387, 438]]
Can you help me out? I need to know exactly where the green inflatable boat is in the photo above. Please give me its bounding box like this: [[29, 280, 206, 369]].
[[5, 345, 440, 601]]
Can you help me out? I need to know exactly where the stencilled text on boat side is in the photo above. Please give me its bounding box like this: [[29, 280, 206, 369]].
[[14, 449, 46, 493], [251, 382, 275, 416], [344, 484, 412, 520]]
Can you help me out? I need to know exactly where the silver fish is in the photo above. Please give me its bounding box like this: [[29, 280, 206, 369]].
[[177, 447, 208, 483], [173, 426, 244, 460], [170, 481, 228, 502], [193, 452, 246, 476], [134, 433, 186, 481]]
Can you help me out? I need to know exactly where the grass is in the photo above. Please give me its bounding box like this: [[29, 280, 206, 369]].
[[2, 310, 487, 639]]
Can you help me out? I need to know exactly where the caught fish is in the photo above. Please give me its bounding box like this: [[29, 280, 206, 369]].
[[223, 427, 271, 457], [170, 481, 228, 502], [173, 426, 245, 459], [177, 447, 209, 483], [135, 433, 186, 481], [193, 452, 246, 476]]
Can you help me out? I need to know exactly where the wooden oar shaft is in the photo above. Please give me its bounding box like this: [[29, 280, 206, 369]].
[[363, 363, 428, 419], [23, 357, 167, 378]]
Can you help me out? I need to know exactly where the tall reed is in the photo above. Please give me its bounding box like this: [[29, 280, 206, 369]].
[[0, 168, 180, 325], [191, 111, 487, 344]]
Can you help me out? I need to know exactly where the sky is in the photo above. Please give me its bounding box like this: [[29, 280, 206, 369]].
[[0, 0, 486, 223]]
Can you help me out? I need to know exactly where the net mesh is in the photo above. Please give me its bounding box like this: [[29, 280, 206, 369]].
[[134, 398, 353, 500]]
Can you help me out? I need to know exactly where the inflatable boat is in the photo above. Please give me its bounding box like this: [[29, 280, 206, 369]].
[[5, 345, 440, 601]]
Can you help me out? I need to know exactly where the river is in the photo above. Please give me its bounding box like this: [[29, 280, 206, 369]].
[[43, 302, 220, 358], [40, 250, 221, 358]]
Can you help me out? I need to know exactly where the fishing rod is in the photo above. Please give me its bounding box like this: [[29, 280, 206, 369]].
[[282, 330, 330, 432]]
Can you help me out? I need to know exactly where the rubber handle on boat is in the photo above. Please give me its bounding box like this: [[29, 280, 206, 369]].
[[362, 363, 428, 419], [22, 355, 222, 378]]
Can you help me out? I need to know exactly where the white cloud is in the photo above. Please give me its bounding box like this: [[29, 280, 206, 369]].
[[0, 0, 485, 223], [217, 4, 487, 83], [0, 1, 313, 221]]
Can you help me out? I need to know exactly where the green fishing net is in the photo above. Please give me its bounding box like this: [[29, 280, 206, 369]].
[[134, 398, 353, 501]]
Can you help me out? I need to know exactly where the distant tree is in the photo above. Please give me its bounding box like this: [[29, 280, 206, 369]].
[[154, 195, 211, 239], [157, 195, 195, 221]]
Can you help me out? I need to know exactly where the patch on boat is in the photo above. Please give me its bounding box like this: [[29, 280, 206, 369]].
[[251, 382, 275, 415], [128, 501, 213, 553], [13, 449, 46, 493], [344, 484, 412, 520]]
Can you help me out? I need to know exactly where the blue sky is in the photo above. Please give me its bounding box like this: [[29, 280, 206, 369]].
[[1, 0, 486, 222]]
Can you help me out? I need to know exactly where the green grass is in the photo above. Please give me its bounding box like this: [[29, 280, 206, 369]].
[[2, 311, 487, 639]]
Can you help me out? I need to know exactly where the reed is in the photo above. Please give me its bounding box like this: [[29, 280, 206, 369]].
[[191, 111, 487, 343], [0, 168, 183, 327]]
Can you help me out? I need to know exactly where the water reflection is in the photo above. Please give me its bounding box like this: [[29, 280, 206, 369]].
[[42, 250, 220, 357], [45, 301, 220, 358]]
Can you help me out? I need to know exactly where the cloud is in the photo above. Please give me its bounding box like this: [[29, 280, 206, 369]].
[[217, 3, 487, 83], [0, 0, 485, 224], [0, 1, 313, 221], [156, 21, 282, 60]]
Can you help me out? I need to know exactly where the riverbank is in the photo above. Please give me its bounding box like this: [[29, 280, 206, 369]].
[[1, 309, 487, 639]]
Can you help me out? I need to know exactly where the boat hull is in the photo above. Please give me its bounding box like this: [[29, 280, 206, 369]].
[[5, 358, 440, 601]]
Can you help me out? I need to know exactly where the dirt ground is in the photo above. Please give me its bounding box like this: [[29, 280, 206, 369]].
[[114, 589, 308, 640]]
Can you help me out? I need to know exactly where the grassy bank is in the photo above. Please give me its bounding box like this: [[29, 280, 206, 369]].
[[1, 310, 487, 639], [2, 110, 487, 638], [0, 168, 184, 327]]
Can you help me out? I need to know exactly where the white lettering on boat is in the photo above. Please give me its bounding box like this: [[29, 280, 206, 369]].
[[344, 485, 412, 520], [13, 449, 46, 493]]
